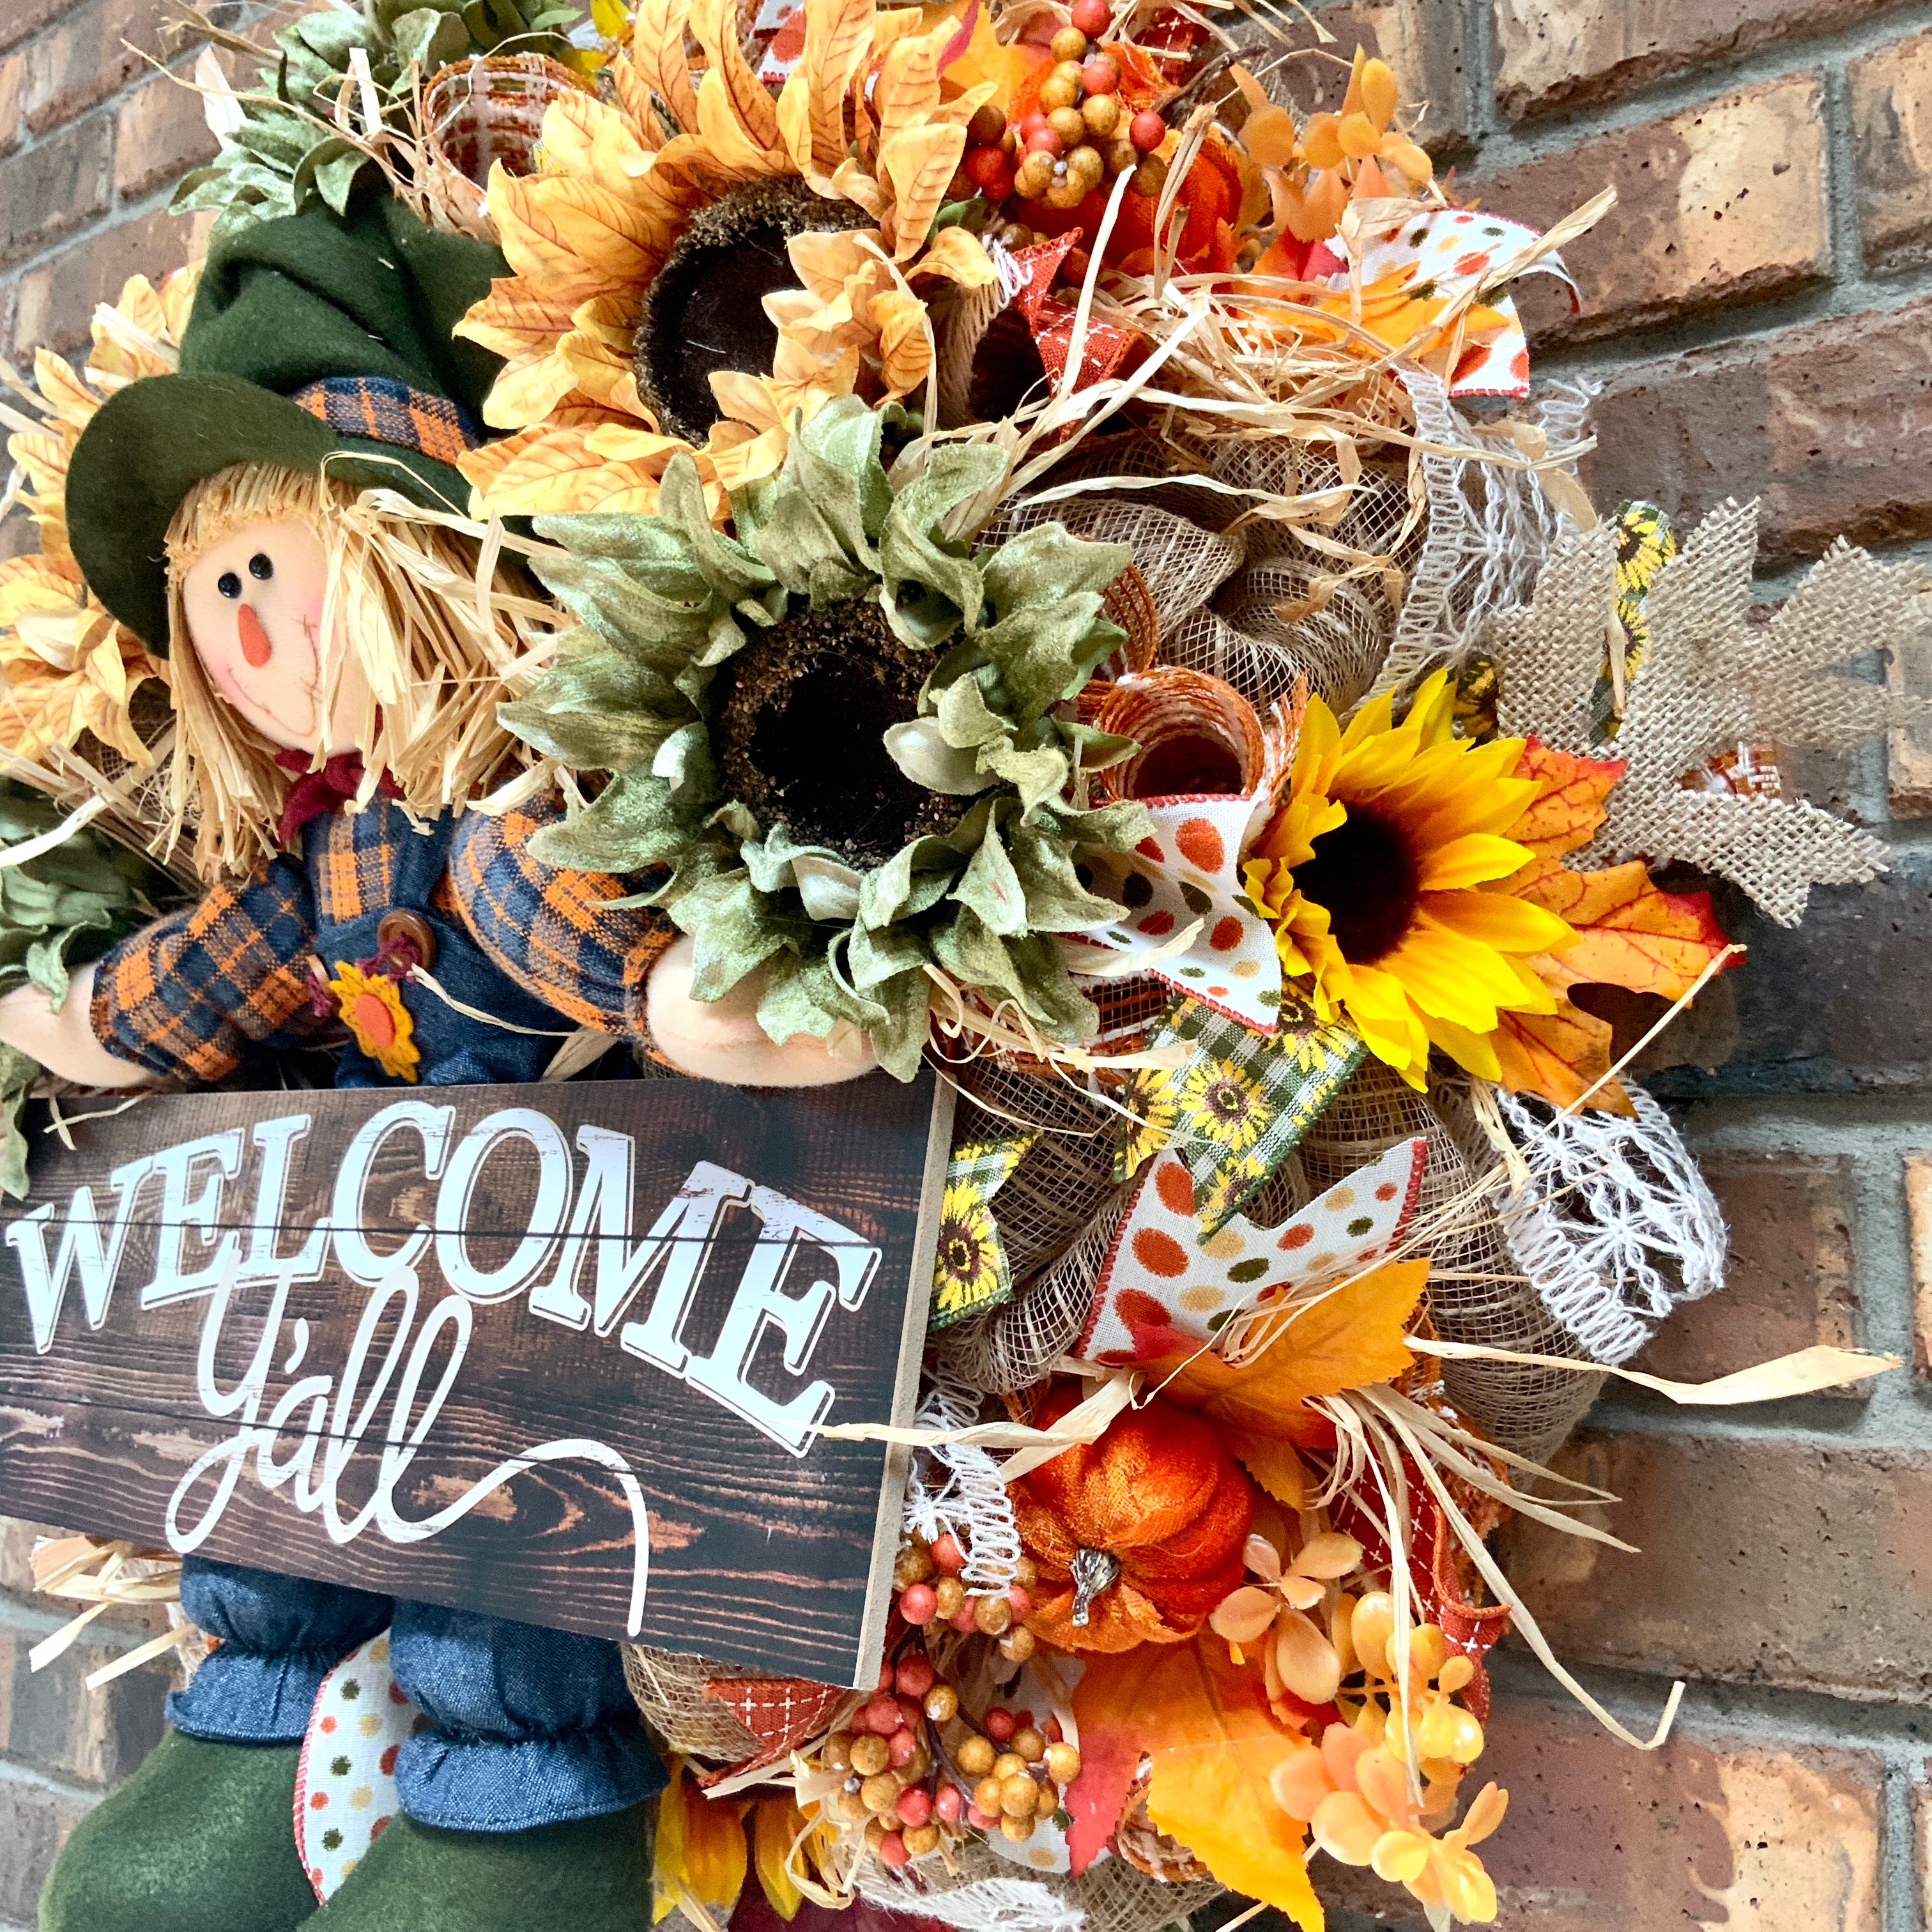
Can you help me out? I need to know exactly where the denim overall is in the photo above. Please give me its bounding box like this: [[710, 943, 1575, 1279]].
[[165, 802, 663, 1831]]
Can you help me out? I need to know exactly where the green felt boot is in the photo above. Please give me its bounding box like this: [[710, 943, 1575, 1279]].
[[40, 1731, 318, 1932], [309, 1804, 655, 1931]]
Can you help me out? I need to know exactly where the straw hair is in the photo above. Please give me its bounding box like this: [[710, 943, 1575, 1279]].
[[162, 462, 532, 880]]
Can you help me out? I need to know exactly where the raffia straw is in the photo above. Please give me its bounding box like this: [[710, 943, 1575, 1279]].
[[29, 1535, 203, 1688]]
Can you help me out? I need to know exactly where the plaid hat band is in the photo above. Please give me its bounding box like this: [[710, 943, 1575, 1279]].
[[293, 376, 480, 468]]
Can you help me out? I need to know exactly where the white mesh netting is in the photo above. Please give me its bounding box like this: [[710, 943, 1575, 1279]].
[[1491, 1085, 1727, 1366]]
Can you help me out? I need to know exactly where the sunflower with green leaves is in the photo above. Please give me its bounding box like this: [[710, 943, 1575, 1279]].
[[505, 397, 1154, 1077]]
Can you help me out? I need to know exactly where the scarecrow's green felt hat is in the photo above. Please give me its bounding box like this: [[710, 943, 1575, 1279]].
[[66, 190, 507, 650]]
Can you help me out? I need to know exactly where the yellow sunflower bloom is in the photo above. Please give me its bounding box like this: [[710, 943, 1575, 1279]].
[[932, 1177, 1002, 1322], [328, 963, 422, 1083], [455, 0, 997, 519], [1243, 670, 1576, 1089], [1176, 1053, 1276, 1156]]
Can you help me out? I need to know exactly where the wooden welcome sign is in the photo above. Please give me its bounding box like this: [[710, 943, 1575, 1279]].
[[0, 1073, 952, 1687]]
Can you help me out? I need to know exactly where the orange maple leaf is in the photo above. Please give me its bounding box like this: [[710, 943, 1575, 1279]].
[[1148, 1260, 1429, 1441], [1490, 954, 1618, 1112], [1071, 1637, 1322, 1928], [1512, 855, 1733, 1000], [1486, 745, 1738, 1112], [1508, 738, 1625, 859]]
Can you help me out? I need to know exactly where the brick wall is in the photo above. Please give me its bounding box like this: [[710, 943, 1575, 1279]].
[[3, 1, 1932, 1928]]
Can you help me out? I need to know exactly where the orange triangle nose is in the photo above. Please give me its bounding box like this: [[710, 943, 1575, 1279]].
[[238, 602, 273, 670]]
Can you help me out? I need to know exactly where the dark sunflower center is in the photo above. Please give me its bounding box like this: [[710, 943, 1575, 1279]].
[[634, 178, 866, 445], [1290, 805, 1421, 965], [1202, 1075, 1248, 1123], [714, 597, 957, 868], [940, 1223, 984, 1274]]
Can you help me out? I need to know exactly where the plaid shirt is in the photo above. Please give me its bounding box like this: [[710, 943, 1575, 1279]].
[[93, 790, 675, 1084]]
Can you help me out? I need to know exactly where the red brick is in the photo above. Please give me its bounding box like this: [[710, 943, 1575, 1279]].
[[1851, 26, 1932, 271], [0, 114, 112, 272], [0, 0, 72, 59], [0, 1609, 169, 1786], [1261, 1, 1476, 155], [20, 0, 185, 138], [1636, 1153, 1860, 1392], [12, 206, 199, 359], [1467, 75, 1827, 345], [0, 50, 23, 156], [1915, 1771, 1932, 1930], [1889, 610, 1932, 818], [1903, 1155, 1932, 1376], [113, 65, 217, 202], [1501, 1432, 1932, 1703], [1492, 0, 1910, 121], [0, 1766, 94, 1927], [1316, 1694, 1884, 1930], [1581, 300, 1932, 572]]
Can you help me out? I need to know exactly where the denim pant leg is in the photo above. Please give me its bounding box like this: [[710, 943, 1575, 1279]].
[[167, 1557, 395, 1744], [388, 1600, 664, 1832]]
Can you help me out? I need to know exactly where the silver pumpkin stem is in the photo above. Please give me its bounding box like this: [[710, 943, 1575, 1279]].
[[1069, 1547, 1121, 1627]]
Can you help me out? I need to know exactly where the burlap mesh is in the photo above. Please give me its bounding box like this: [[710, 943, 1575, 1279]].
[[854, 1831, 1222, 1932], [1492, 498, 1929, 924], [1294, 1061, 1603, 1464], [622, 1644, 765, 1762]]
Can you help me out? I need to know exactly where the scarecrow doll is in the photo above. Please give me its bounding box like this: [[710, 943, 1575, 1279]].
[[0, 190, 854, 1932]]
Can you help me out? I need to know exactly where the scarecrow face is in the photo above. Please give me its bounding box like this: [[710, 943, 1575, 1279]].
[[180, 517, 363, 754]]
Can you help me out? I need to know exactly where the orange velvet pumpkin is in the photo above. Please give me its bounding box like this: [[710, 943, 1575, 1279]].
[[1011, 1384, 1253, 1653]]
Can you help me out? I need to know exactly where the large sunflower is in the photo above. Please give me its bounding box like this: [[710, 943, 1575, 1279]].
[[1243, 671, 1574, 1087], [0, 269, 185, 765], [503, 395, 1151, 1077], [454, 0, 999, 516]]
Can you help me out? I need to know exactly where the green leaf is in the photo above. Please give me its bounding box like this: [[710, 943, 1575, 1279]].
[[758, 949, 878, 1044], [977, 592, 1116, 718], [0, 1043, 40, 1201], [867, 967, 933, 1080], [952, 801, 1029, 935], [753, 487, 857, 598], [651, 719, 720, 807], [525, 771, 688, 873], [978, 525, 1133, 623], [860, 834, 963, 928], [498, 649, 690, 771], [293, 12, 376, 65], [676, 873, 806, 1000], [1008, 821, 1121, 930], [932, 671, 1012, 750], [1041, 797, 1154, 853], [931, 908, 1098, 1038], [848, 917, 928, 990], [657, 454, 776, 606], [981, 738, 1068, 814], [392, 5, 473, 66]]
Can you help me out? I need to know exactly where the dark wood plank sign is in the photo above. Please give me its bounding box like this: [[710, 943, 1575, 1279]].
[[0, 1072, 953, 1687]]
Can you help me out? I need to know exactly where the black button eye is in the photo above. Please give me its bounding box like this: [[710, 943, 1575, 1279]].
[[248, 552, 274, 581], [216, 571, 242, 599]]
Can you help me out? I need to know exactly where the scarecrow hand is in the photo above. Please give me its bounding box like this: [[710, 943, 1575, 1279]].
[[645, 936, 878, 1087], [0, 965, 160, 1091]]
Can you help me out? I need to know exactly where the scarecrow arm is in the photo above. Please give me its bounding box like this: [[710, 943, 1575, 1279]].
[[88, 855, 329, 1085], [450, 794, 679, 1039]]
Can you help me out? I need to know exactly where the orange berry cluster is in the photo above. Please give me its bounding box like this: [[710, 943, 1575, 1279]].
[[894, 1530, 1036, 1663], [820, 1531, 1083, 1864], [954, 4, 1168, 220]]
